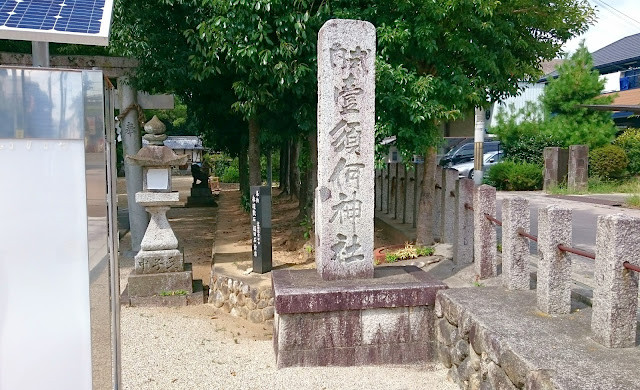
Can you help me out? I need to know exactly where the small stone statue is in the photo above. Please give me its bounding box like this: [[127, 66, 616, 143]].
[[191, 164, 209, 187]]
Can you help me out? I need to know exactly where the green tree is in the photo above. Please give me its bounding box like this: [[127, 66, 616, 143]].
[[186, 0, 321, 191], [540, 42, 616, 148], [109, 0, 594, 245], [329, 0, 594, 245]]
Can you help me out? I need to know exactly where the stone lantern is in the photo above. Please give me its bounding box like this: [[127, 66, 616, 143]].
[[124, 116, 202, 305]]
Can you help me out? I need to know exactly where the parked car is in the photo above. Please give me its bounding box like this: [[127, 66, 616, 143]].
[[439, 141, 501, 167], [451, 151, 504, 179]]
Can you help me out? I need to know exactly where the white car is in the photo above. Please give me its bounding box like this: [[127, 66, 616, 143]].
[[451, 151, 504, 179]]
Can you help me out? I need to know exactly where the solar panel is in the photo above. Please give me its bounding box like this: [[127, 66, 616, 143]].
[[0, 0, 113, 46]]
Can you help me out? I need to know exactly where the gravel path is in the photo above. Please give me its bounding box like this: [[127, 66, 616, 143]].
[[121, 305, 457, 390]]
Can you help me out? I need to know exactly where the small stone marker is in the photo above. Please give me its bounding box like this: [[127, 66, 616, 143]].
[[591, 214, 640, 348], [251, 186, 272, 274], [315, 19, 376, 280]]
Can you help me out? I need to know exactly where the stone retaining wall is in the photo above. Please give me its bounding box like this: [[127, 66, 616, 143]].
[[435, 291, 553, 390], [209, 274, 274, 325]]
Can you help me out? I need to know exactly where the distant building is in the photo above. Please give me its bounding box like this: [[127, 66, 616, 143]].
[[438, 60, 562, 154], [590, 33, 640, 128], [143, 135, 204, 170]]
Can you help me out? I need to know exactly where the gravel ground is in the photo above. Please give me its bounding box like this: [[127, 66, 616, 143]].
[[121, 305, 457, 390]]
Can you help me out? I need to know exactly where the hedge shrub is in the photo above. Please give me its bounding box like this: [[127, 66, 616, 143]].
[[491, 104, 564, 166], [614, 128, 640, 175], [220, 164, 240, 183], [485, 161, 543, 191], [589, 145, 629, 180]]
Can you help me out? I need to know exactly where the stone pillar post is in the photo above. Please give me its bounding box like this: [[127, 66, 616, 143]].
[[568, 145, 588, 192], [441, 168, 458, 244], [315, 19, 376, 280], [390, 162, 398, 218], [415, 162, 423, 229], [385, 163, 390, 214], [591, 214, 640, 348], [537, 205, 572, 315], [474, 185, 497, 279], [375, 169, 381, 210], [118, 76, 149, 253], [434, 165, 443, 241], [402, 164, 408, 223], [453, 178, 474, 265], [543, 147, 568, 191], [501, 197, 530, 290], [406, 165, 416, 226]]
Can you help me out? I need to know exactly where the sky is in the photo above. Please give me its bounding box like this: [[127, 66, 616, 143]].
[[563, 0, 640, 54], [561, 0, 640, 91]]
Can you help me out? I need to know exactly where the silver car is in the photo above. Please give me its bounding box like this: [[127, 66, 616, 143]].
[[451, 151, 504, 179]]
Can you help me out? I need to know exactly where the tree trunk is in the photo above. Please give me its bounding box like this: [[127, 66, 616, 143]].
[[278, 140, 290, 194], [238, 139, 249, 197], [278, 144, 284, 190], [289, 136, 300, 199], [416, 146, 436, 246], [298, 161, 309, 218], [266, 149, 272, 190], [248, 117, 261, 187], [297, 132, 317, 219], [307, 131, 318, 222]]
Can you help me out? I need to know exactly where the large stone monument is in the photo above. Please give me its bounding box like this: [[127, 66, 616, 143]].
[[124, 116, 204, 306], [315, 18, 376, 280], [272, 19, 447, 368]]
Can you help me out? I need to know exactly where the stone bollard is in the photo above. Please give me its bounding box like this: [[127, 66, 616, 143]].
[[591, 214, 640, 348], [537, 205, 572, 315], [453, 178, 474, 265], [434, 165, 443, 241], [441, 168, 458, 244], [389, 162, 398, 217], [473, 185, 497, 279], [568, 145, 588, 192], [501, 197, 530, 290]]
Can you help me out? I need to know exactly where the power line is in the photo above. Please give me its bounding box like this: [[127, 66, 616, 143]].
[[591, 0, 640, 30]]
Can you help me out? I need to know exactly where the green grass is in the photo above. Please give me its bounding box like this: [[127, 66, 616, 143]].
[[547, 176, 640, 195], [626, 194, 640, 209], [160, 290, 188, 296], [385, 253, 399, 263]]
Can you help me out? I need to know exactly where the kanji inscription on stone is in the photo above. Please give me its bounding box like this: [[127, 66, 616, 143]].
[[315, 19, 376, 280]]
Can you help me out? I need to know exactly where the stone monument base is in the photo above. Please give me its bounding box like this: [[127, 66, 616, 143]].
[[123, 263, 204, 307], [271, 266, 447, 368], [186, 186, 217, 207]]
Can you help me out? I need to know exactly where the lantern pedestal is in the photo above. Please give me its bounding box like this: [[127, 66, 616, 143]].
[[123, 117, 203, 306]]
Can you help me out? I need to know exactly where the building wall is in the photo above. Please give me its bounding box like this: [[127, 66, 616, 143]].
[[490, 82, 546, 127]]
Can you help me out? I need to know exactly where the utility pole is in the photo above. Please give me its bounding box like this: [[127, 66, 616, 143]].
[[473, 107, 486, 185]]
